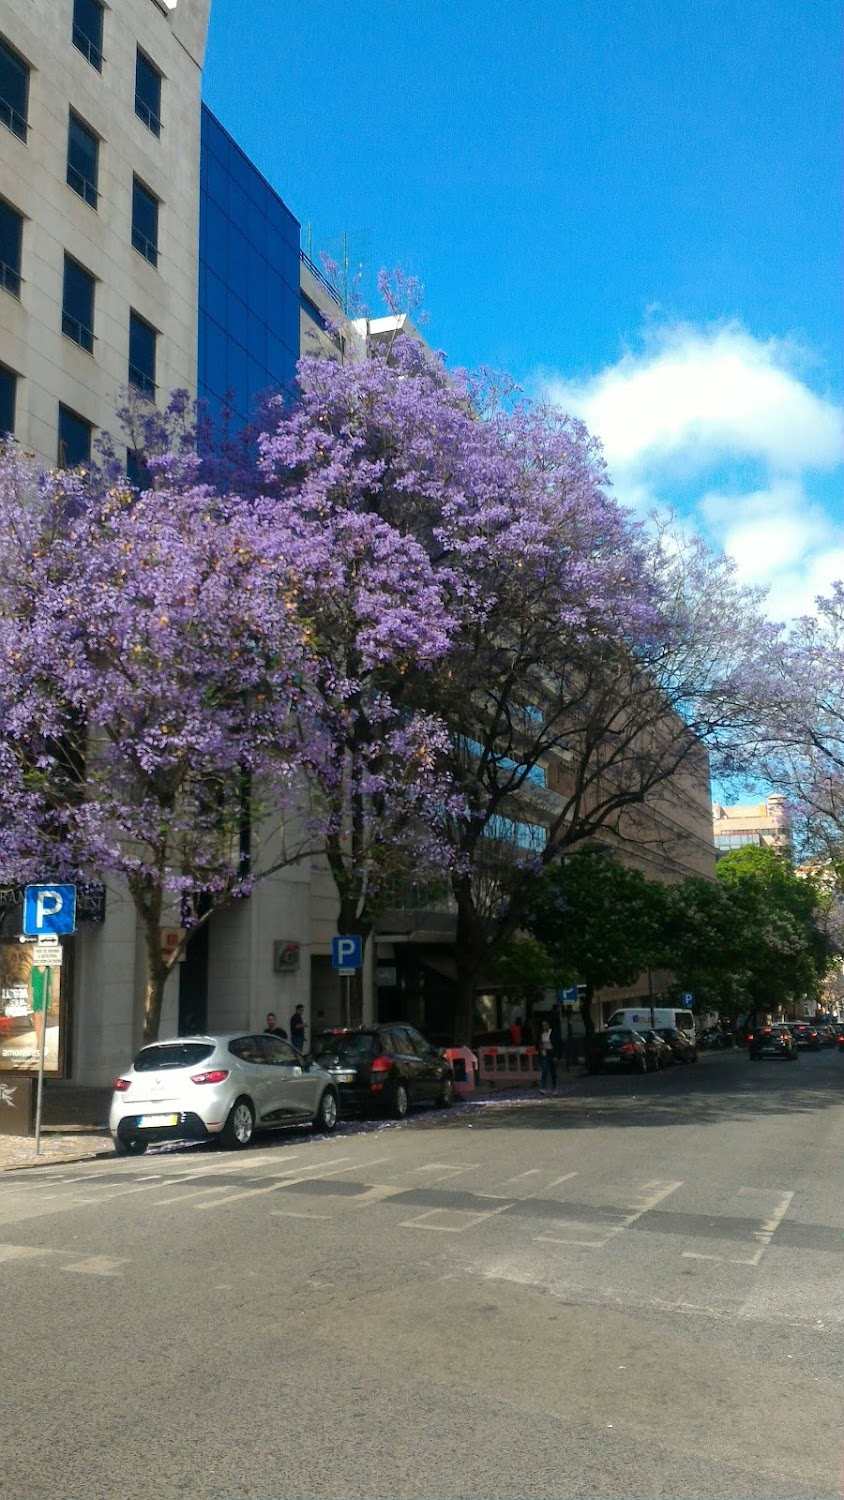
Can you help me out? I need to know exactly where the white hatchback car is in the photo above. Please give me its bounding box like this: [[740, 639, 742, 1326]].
[[109, 1033, 339, 1155]]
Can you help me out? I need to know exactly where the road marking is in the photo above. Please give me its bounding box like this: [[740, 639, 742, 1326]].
[[271, 1210, 332, 1221], [536, 1179, 683, 1250], [0, 1243, 49, 1262], [150, 1184, 251, 1206], [349, 1184, 407, 1208], [681, 1188, 795, 1266], [400, 1202, 514, 1233], [63, 1255, 127, 1276], [193, 1156, 389, 1211]]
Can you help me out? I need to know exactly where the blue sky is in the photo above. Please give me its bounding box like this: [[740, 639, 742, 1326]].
[[203, 0, 842, 621]]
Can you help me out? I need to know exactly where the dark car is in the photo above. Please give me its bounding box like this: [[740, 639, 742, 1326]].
[[655, 1026, 698, 1063], [585, 1027, 651, 1075], [816, 1024, 837, 1048], [635, 1028, 674, 1069], [310, 1024, 454, 1120], [748, 1024, 798, 1061], [789, 1022, 821, 1051]]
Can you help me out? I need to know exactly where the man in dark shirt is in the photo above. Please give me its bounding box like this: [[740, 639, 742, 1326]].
[[264, 1012, 288, 1039], [290, 1004, 306, 1051]]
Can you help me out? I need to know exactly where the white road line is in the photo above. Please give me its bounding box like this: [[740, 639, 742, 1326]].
[[537, 1178, 683, 1250], [0, 1243, 50, 1262], [400, 1202, 514, 1233], [150, 1184, 249, 1206], [271, 1210, 332, 1220], [63, 1256, 127, 1276], [193, 1156, 388, 1211], [349, 1184, 407, 1208], [681, 1188, 795, 1267]]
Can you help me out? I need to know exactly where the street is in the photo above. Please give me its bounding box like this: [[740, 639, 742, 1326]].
[[1, 1049, 842, 1500]]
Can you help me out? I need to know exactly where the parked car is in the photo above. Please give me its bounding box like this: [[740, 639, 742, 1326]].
[[748, 1025, 798, 1061], [634, 1028, 674, 1068], [654, 1026, 698, 1063], [585, 1027, 651, 1075], [816, 1024, 838, 1048], [109, 1033, 340, 1155], [789, 1022, 821, 1051], [310, 1024, 455, 1119]]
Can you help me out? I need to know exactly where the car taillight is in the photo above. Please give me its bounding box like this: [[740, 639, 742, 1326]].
[[113, 1077, 132, 1092], [370, 1055, 391, 1091], [763, 1027, 771, 1035], [619, 1043, 636, 1055], [746, 1034, 753, 1042], [190, 1069, 229, 1085]]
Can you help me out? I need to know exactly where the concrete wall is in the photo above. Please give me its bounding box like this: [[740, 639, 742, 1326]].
[[0, 0, 208, 464]]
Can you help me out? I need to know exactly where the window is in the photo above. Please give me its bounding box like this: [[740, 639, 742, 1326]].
[[62, 255, 95, 353], [0, 37, 29, 141], [0, 364, 16, 436], [262, 1037, 299, 1067], [67, 113, 99, 209], [72, 0, 103, 70], [57, 404, 92, 468], [128, 310, 156, 396], [131, 177, 159, 266], [135, 49, 161, 135], [0, 198, 22, 298]]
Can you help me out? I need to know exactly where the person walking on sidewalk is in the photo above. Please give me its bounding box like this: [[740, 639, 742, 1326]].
[[538, 1019, 557, 1093], [290, 1004, 307, 1052]]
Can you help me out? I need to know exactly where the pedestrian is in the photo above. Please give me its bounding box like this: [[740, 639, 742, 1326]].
[[550, 1002, 565, 1075], [538, 1018, 556, 1093], [290, 1003, 307, 1051], [264, 1012, 288, 1039]]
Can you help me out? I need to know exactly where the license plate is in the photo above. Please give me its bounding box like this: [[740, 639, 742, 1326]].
[[138, 1113, 178, 1127], [761, 1048, 778, 1056], [334, 1072, 357, 1084]]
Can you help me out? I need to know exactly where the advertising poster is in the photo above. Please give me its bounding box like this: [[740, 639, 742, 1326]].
[[0, 940, 65, 1075]]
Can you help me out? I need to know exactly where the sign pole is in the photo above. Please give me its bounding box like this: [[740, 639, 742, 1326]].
[[34, 964, 51, 1154]]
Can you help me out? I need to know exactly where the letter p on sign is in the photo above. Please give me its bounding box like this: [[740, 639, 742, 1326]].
[[332, 935, 362, 973], [23, 884, 77, 936]]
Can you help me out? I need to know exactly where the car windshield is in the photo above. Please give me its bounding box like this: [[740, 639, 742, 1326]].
[[604, 1030, 634, 1046], [312, 1032, 377, 1063], [133, 1042, 215, 1071]]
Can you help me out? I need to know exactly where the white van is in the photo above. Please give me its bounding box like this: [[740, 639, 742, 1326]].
[[605, 1006, 695, 1038]]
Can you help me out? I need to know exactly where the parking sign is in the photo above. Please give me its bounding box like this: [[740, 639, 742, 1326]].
[[331, 935, 362, 973], [23, 884, 77, 937]]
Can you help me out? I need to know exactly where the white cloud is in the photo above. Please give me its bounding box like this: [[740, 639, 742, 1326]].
[[544, 323, 842, 479], [540, 322, 843, 622]]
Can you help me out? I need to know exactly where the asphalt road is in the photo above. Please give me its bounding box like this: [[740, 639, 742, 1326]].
[[1, 1047, 842, 1500]]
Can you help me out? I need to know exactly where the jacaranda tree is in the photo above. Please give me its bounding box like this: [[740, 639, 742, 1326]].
[[0, 440, 312, 1043]]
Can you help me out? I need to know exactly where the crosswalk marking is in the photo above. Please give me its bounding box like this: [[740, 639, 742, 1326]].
[[63, 1255, 127, 1276]]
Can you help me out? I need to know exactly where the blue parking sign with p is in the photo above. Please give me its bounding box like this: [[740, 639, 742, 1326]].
[[23, 884, 77, 936], [332, 935, 362, 972]]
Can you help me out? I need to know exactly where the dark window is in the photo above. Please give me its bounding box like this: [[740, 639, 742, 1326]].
[[126, 448, 148, 487], [0, 364, 16, 436], [228, 1036, 265, 1065], [131, 177, 159, 266], [262, 1037, 299, 1067], [0, 37, 29, 141], [57, 404, 92, 468], [0, 198, 22, 297], [128, 310, 156, 396], [62, 255, 95, 353], [135, 49, 161, 135], [133, 1042, 214, 1072], [67, 113, 99, 209], [72, 0, 103, 71]]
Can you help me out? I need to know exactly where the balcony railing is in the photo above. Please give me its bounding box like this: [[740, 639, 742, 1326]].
[[299, 249, 343, 307]]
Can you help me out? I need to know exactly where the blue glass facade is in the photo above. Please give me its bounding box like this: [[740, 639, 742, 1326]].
[[199, 107, 300, 425]]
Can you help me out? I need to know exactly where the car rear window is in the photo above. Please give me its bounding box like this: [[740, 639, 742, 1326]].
[[312, 1032, 377, 1063], [134, 1042, 215, 1071]]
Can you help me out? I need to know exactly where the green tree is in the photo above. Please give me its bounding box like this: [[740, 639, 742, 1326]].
[[664, 847, 832, 1018], [524, 850, 668, 1036]]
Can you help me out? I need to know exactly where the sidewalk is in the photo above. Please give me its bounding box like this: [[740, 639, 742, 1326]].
[[0, 1082, 113, 1172]]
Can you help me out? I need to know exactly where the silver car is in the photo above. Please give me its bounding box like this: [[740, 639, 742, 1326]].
[[109, 1033, 339, 1155]]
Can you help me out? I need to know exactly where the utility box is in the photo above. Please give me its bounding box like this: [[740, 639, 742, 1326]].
[[0, 1076, 34, 1136]]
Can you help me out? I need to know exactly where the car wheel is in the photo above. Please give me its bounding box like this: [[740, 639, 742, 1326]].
[[313, 1089, 338, 1133], [114, 1134, 147, 1156], [637, 1054, 647, 1074], [220, 1096, 255, 1149], [438, 1076, 455, 1109], [392, 1081, 409, 1120]]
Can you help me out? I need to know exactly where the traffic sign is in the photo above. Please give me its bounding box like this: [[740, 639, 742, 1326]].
[[331, 935, 362, 973], [23, 884, 76, 937], [32, 940, 63, 967], [681, 992, 695, 1009], [556, 985, 579, 1004]]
